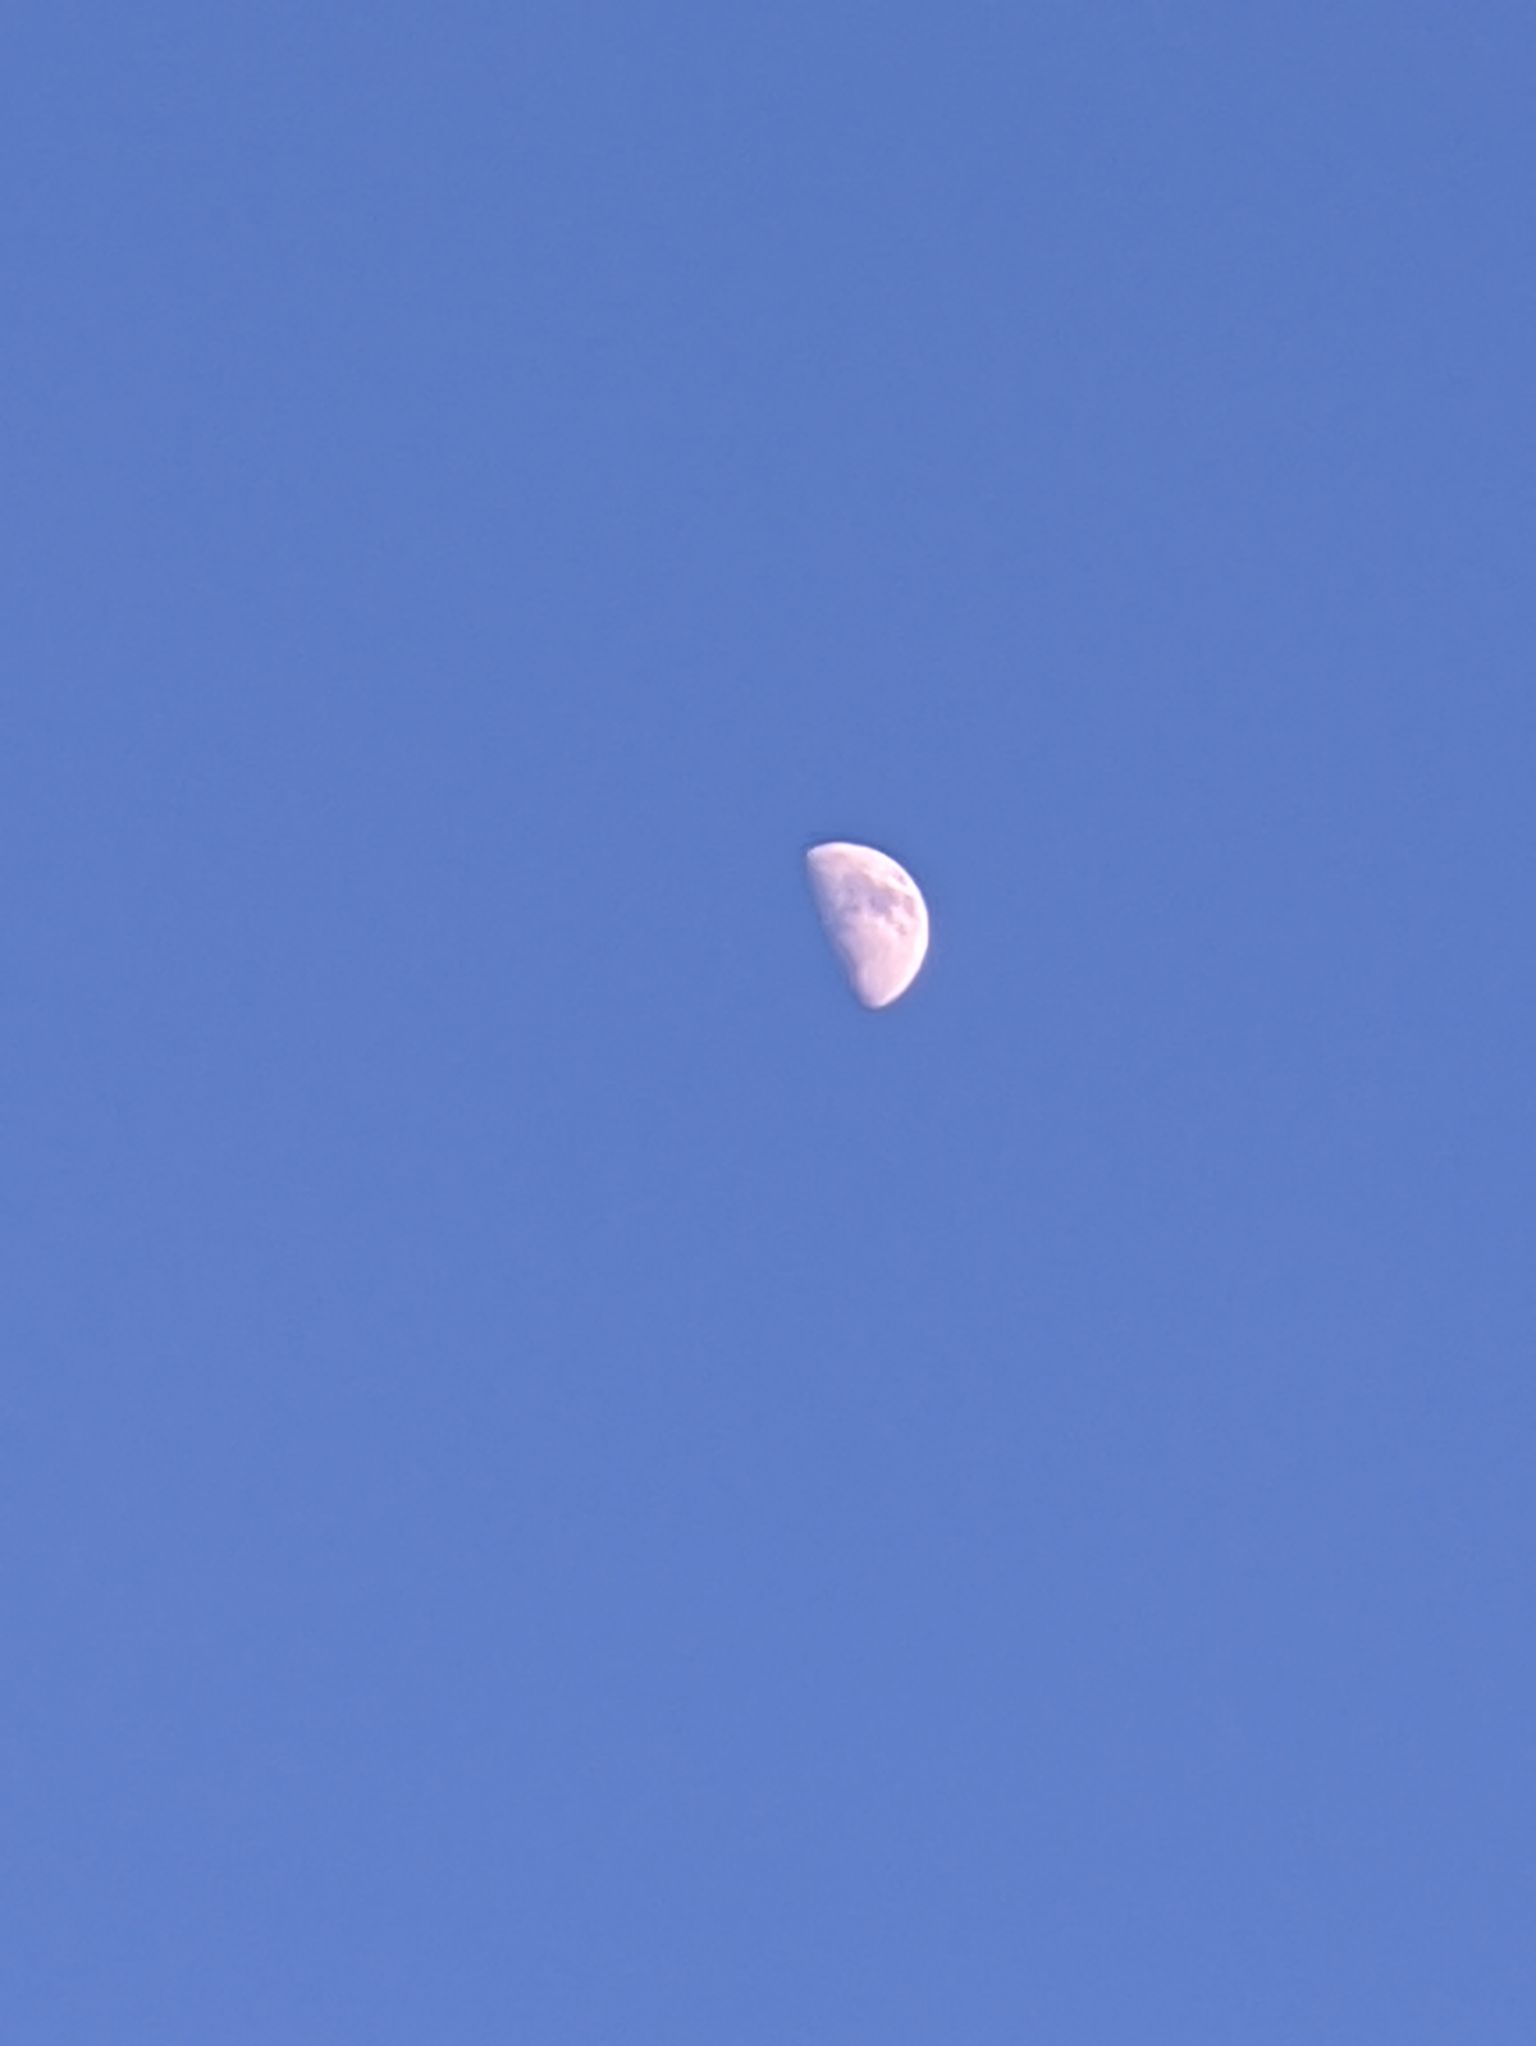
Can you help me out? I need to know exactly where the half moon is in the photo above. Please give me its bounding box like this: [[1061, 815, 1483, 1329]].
[[805, 841, 930, 1009]]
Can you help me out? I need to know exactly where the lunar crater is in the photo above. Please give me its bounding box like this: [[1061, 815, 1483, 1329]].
[[805, 841, 929, 1009]]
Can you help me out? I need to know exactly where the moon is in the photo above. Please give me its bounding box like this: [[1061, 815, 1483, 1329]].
[[805, 841, 930, 1009]]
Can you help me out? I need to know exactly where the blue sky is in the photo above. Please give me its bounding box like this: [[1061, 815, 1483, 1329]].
[[6, 3, 1533, 2038]]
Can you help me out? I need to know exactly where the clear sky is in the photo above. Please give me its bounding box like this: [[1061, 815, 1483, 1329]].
[[6, 4, 1533, 2039]]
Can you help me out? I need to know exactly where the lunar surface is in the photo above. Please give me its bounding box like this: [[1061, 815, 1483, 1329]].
[[805, 842, 930, 1009]]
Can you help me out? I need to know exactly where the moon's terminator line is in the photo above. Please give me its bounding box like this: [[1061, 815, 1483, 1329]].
[[805, 841, 929, 1008]]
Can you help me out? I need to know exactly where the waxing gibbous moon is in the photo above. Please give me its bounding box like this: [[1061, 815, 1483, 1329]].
[[805, 841, 930, 1009]]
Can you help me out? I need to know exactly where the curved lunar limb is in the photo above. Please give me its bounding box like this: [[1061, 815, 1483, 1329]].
[[805, 841, 929, 1008]]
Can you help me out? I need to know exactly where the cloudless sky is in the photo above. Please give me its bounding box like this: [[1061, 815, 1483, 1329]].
[[6, 3, 1534, 2039]]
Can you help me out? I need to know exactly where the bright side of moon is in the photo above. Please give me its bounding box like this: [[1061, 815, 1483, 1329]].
[[805, 842, 929, 1009]]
